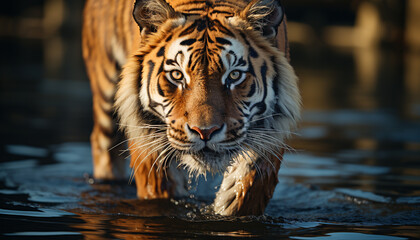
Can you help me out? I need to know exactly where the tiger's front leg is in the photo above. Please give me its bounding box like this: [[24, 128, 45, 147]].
[[214, 149, 284, 216]]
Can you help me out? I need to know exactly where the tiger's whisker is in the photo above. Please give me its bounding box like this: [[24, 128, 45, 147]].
[[247, 113, 286, 123], [128, 138, 169, 184]]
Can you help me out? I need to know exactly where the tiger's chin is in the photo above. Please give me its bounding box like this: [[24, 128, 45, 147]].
[[179, 148, 233, 176]]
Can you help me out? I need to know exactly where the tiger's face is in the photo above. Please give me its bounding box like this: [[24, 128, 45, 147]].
[[116, 2, 300, 175]]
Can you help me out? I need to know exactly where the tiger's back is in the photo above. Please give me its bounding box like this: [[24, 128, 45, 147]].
[[82, 0, 300, 216]]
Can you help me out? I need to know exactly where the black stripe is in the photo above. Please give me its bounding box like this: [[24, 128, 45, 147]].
[[271, 58, 285, 117], [146, 60, 163, 118], [180, 38, 197, 46], [237, 57, 246, 67], [240, 32, 259, 58], [216, 37, 231, 45], [165, 35, 173, 42], [157, 81, 164, 97], [212, 20, 234, 37], [166, 59, 177, 66], [189, 49, 203, 71], [179, 21, 200, 37], [250, 62, 268, 116], [93, 69, 114, 103], [166, 105, 174, 118], [249, 62, 268, 117], [183, 8, 206, 13], [158, 60, 164, 73], [247, 82, 256, 97], [247, 57, 256, 76], [217, 57, 224, 71], [157, 46, 165, 57], [211, 10, 233, 15], [228, 50, 237, 65], [197, 19, 206, 31], [249, 46, 258, 58]]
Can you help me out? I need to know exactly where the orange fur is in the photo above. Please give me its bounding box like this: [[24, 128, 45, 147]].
[[129, 141, 173, 198], [235, 149, 284, 215]]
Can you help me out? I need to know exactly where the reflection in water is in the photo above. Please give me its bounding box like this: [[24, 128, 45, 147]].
[[0, 138, 419, 239], [291, 232, 407, 240], [1, 0, 420, 239]]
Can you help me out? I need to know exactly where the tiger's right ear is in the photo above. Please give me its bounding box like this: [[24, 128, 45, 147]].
[[240, 0, 284, 39], [133, 0, 179, 33]]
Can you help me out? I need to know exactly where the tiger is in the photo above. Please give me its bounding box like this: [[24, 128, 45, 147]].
[[82, 0, 300, 216]]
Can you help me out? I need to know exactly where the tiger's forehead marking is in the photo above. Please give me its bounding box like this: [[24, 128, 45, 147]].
[[164, 19, 247, 85]]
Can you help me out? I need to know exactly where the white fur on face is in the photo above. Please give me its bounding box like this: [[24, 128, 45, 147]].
[[220, 37, 248, 89], [165, 37, 193, 85]]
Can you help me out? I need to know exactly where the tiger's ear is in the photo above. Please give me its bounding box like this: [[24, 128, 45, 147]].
[[240, 0, 284, 38], [133, 0, 179, 33]]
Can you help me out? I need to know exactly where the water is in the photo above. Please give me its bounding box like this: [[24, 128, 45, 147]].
[[1, 108, 420, 239], [1, 5, 420, 239], [1, 134, 419, 239]]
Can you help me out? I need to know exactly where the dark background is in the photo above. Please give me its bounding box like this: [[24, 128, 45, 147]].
[[0, 0, 419, 148]]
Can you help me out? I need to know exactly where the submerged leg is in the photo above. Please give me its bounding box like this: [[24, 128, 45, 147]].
[[214, 148, 284, 216]]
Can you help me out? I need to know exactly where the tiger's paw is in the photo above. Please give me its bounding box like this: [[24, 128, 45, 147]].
[[213, 151, 282, 216]]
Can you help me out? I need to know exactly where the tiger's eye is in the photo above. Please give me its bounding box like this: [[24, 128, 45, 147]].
[[170, 70, 183, 81], [229, 70, 241, 80]]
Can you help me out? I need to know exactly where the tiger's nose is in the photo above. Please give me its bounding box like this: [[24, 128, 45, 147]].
[[188, 125, 222, 141]]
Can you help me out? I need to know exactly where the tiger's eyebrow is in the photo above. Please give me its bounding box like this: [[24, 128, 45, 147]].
[[226, 50, 237, 67], [165, 59, 177, 66], [165, 51, 184, 67], [175, 51, 184, 67], [226, 50, 247, 68]]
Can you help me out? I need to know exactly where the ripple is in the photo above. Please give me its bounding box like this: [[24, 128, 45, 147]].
[[0, 208, 74, 218], [335, 188, 391, 203], [5, 145, 49, 158]]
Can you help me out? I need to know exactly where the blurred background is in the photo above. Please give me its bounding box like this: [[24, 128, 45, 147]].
[[0, 0, 89, 147], [0, 0, 419, 147]]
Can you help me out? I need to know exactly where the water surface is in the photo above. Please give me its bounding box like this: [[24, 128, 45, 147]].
[[1, 105, 420, 239]]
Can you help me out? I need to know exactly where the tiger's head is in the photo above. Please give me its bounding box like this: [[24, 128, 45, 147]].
[[116, 0, 300, 175]]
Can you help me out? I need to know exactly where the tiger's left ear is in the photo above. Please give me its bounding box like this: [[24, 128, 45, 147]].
[[133, 0, 180, 33], [240, 0, 284, 39]]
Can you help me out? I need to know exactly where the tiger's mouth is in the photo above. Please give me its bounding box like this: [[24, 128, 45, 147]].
[[189, 147, 220, 158], [172, 137, 251, 174], [182, 147, 232, 174], [200, 146, 217, 154], [166, 124, 249, 173]]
